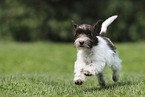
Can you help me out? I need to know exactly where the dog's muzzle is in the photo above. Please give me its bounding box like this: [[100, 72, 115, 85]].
[[74, 36, 92, 49]]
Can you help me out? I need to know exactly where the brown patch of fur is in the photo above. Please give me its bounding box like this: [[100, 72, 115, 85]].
[[102, 37, 117, 53], [72, 20, 102, 48]]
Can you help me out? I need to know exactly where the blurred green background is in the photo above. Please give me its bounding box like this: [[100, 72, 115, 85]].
[[0, 1, 145, 96], [0, 0, 145, 42]]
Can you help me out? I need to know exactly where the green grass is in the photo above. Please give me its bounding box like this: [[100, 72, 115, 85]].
[[0, 42, 145, 96]]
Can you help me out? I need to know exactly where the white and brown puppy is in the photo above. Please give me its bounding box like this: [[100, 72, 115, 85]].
[[72, 15, 122, 86]]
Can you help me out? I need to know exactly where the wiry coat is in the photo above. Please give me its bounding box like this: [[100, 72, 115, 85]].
[[72, 15, 122, 86]]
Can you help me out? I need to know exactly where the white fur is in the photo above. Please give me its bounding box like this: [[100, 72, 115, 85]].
[[74, 36, 122, 83], [100, 15, 118, 35], [74, 15, 122, 85]]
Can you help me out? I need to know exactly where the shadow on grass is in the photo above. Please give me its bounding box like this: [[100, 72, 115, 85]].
[[84, 81, 137, 92]]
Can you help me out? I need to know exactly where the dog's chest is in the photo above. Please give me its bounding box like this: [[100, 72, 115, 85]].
[[80, 50, 95, 65]]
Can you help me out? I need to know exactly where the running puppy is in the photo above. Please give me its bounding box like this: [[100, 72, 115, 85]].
[[72, 15, 122, 86]]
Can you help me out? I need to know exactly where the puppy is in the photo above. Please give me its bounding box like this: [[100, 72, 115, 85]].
[[72, 15, 122, 86]]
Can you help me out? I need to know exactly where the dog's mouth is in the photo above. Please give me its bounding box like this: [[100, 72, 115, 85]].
[[80, 44, 90, 48], [79, 45, 84, 47], [74, 43, 92, 49]]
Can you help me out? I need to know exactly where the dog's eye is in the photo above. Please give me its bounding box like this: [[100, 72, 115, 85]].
[[88, 33, 91, 36], [75, 33, 78, 37], [87, 33, 92, 36], [77, 29, 83, 33]]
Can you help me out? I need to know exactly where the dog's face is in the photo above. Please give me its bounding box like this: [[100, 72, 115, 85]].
[[72, 20, 102, 49]]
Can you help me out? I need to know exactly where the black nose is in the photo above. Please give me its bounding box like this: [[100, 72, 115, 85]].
[[79, 41, 84, 45]]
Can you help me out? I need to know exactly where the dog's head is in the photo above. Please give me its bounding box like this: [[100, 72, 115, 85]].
[[72, 20, 102, 49]]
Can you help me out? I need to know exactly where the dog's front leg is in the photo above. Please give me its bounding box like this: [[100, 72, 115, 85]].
[[94, 62, 106, 86], [83, 65, 94, 76], [96, 71, 105, 86], [74, 60, 86, 85], [83, 62, 106, 76]]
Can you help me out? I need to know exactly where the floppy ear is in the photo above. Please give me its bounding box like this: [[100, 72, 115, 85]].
[[72, 20, 78, 29], [93, 19, 103, 35]]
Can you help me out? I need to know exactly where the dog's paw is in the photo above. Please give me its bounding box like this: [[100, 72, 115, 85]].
[[99, 81, 106, 87], [74, 79, 84, 85], [113, 75, 119, 82], [112, 72, 119, 82], [83, 71, 93, 76]]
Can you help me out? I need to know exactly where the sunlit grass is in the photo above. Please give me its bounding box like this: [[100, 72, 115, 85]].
[[0, 42, 145, 96]]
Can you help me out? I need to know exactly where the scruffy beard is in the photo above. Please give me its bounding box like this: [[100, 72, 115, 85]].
[[74, 36, 92, 49]]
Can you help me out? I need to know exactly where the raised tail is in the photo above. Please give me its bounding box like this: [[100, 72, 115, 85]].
[[100, 15, 118, 36]]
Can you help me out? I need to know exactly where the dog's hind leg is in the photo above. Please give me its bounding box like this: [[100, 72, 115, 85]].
[[111, 65, 121, 82], [96, 71, 106, 87], [93, 62, 106, 86], [111, 56, 122, 82]]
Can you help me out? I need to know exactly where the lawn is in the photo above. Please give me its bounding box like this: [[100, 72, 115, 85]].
[[0, 42, 145, 96]]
